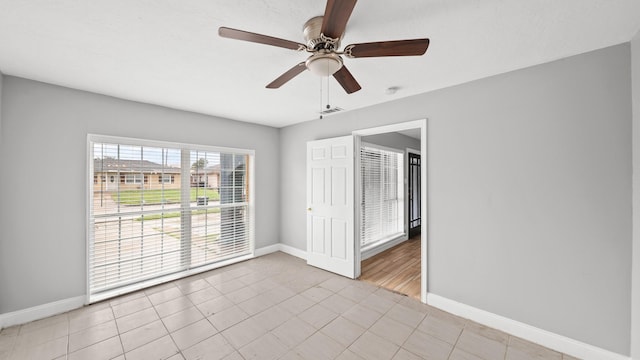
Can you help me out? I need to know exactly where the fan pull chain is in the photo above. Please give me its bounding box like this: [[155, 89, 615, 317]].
[[319, 76, 323, 119], [326, 73, 330, 111]]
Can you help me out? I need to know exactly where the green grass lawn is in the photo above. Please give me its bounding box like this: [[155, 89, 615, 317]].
[[113, 188, 220, 205]]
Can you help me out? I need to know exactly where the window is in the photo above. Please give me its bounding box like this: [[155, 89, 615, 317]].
[[360, 143, 404, 249], [158, 175, 174, 184], [124, 174, 143, 184], [89, 135, 254, 302]]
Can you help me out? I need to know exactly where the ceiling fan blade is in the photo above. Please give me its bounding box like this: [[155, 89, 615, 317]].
[[333, 65, 361, 94], [344, 38, 429, 58], [266, 62, 307, 89], [219, 27, 307, 51], [321, 0, 357, 39]]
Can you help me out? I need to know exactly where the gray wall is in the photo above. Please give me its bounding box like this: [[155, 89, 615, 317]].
[[361, 132, 420, 151], [632, 30, 640, 360], [0, 71, 3, 141], [0, 77, 280, 314], [280, 44, 632, 354]]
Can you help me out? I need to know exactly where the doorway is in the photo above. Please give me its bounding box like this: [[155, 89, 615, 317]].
[[358, 145, 421, 299], [353, 120, 427, 302], [305, 119, 427, 302]]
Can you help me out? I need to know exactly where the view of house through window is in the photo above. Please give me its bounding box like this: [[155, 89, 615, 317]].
[[360, 143, 404, 250], [89, 135, 253, 301]]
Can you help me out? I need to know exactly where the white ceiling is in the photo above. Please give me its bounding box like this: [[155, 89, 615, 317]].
[[0, 1, 639, 128]]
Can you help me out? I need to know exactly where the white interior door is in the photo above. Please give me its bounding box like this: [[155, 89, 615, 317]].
[[306, 136, 355, 278]]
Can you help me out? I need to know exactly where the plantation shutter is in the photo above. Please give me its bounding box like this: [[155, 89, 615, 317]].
[[89, 136, 253, 302], [360, 143, 404, 248]]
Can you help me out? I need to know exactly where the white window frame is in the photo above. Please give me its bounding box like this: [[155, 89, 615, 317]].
[[124, 173, 143, 184], [359, 142, 406, 253], [86, 134, 255, 303], [159, 174, 174, 184]]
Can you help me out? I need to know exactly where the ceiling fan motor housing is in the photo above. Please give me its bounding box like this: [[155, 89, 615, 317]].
[[303, 16, 340, 50]]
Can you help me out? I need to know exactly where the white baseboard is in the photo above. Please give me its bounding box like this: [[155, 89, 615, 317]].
[[254, 244, 281, 257], [255, 243, 307, 260], [277, 243, 307, 260], [1, 247, 305, 330], [426, 293, 630, 360], [0, 295, 85, 329], [3, 253, 627, 360]]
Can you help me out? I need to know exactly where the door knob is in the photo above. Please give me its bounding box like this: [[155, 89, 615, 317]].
[[307, 208, 312, 211]]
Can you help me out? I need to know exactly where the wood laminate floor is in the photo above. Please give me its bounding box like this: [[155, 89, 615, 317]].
[[359, 235, 421, 300]]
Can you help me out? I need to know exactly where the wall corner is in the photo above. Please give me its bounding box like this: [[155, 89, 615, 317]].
[[631, 29, 640, 360], [0, 70, 3, 143]]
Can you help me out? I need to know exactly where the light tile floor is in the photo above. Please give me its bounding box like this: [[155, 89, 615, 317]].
[[0, 252, 580, 360]]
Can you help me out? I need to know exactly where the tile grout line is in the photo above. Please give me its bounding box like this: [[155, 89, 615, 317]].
[[109, 295, 128, 359], [444, 315, 466, 360], [148, 289, 185, 359], [65, 313, 70, 360], [2, 253, 581, 360]]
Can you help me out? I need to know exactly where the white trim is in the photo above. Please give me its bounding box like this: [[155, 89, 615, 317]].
[[420, 121, 427, 303], [353, 134, 363, 278], [0, 296, 85, 329], [249, 154, 256, 255], [1, 247, 286, 329], [254, 244, 280, 257], [426, 293, 630, 360], [353, 120, 426, 137], [255, 243, 307, 260], [88, 134, 255, 156], [361, 235, 408, 261], [86, 136, 92, 305], [0, 247, 306, 330], [278, 243, 307, 260]]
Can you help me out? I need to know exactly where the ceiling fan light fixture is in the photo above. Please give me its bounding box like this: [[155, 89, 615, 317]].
[[306, 53, 343, 77]]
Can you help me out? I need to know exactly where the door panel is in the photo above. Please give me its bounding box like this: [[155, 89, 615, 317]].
[[307, 136, 355, 278], [312, 168, 325, 203], [331, 219, 347, 259], [331, 167, 347, 205], [312, 217, 326, 253]]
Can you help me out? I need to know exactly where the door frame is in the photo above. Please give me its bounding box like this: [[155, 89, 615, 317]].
[[352, 119, 428, 302]]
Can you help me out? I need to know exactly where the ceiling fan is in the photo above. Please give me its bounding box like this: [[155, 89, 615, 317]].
[[218, 0, 430, 94]]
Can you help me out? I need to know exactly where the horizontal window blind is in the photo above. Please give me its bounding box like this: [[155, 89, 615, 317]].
[[89, 137, 253, 301], [360, 143, 404, 248]]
